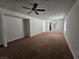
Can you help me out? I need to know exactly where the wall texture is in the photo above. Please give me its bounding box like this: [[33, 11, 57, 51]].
[[65, 0, 79, 59]]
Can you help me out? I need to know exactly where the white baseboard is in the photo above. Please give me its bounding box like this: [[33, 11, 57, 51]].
[[0, 42, 8, 47], [64, 32, 75, 59], [0, 36, 26, 47], [7, 36, 25, 43]]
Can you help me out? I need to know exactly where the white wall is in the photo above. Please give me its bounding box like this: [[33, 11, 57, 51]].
[[54, 19, 64, 32], [30, 18, 43, 36], [0, 8, 43, 46], [65, 0, 79, 59], [45, 21, 50, 32]]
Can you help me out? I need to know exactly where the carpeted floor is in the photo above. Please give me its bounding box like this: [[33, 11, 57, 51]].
[[0, 32, 73, 59]]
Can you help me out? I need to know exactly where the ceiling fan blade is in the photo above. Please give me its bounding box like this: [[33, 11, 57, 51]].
[[32, 3, 38, 10], [26, 2, 34, 6], [35, 11, 39, 15], [22, 6, 32, 10], [27, 11, 33, 14], [37, 9, 45, 11]]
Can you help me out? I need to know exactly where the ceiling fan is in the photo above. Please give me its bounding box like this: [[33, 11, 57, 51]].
[[22, 3, 45, 15]]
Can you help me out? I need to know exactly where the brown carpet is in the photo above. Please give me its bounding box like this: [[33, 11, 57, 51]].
[[0, 32, 73, 59]]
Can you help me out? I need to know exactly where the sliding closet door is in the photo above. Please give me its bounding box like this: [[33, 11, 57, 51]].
[[2, 15, 24, 42]]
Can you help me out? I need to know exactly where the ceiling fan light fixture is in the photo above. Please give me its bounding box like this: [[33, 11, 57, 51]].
[[22, 2, 46, 15]]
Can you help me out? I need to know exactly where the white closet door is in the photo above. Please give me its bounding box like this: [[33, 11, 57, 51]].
[[2, 15, 24, 42]]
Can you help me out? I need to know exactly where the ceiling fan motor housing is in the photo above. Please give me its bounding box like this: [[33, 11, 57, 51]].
[[32, 3, 38, 10]]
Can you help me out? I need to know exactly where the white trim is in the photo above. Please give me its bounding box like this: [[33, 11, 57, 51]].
[[7, 36, 25, 43], [43, 21, 46, 32], [64, 32, 75, 59], [1, 13, 8, 47], [3, 13, 27, 19]]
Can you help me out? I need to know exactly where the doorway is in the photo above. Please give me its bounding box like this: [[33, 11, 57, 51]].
[[22, 18, 30, 37], [44, 19, 64, 32]]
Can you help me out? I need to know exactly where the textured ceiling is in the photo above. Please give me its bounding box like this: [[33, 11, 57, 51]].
[[0, 0, 76, 20]]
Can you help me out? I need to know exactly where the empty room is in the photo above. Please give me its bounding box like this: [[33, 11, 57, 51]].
[[0, 0, 79, 59]]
